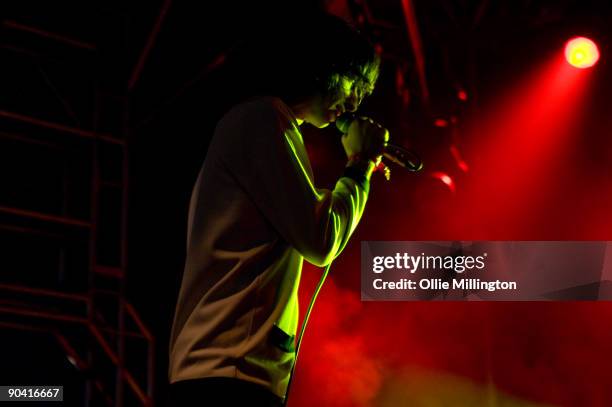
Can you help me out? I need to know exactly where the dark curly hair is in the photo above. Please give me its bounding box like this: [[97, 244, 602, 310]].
[[221, 12, 380, 106]]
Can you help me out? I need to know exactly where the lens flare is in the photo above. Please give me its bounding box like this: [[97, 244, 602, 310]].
[[565, 37, 599, 68]]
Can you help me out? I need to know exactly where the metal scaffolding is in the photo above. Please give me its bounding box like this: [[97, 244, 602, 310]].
[[0, 14, 154, 407]]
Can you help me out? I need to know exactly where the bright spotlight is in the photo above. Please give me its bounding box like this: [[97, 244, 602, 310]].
[[565, 37, 599, 68]]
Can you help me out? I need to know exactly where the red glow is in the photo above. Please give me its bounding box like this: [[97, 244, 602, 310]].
[[292, 268, 612, 407], [431, 171, 456, 192], [565, 37, 599, 68], [434, 118, 449, 128], [450, 145, 469, 172], [444, 54, 594, 238], [288, 33, 608, 407], [457, 89, 468, 101]]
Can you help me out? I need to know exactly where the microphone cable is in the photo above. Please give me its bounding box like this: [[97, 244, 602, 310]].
[[282, 261, 332, 407]]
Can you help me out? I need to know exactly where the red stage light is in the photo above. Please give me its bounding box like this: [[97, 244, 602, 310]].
[[431, 171, 456, 192], [565, 37, 599, 68]]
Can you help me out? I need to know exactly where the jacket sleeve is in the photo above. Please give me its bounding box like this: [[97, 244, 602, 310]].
[[215, 98, 370, 267]]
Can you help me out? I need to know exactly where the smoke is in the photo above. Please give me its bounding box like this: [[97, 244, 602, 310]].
[[288, 260, 612, 406], [289, 266, 384, 407]]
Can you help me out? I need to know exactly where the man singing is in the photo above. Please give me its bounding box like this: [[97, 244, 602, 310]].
[[169, 12, 387, 406]]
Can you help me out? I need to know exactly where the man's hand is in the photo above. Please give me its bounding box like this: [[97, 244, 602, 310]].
[[341, 116, 389, 165]]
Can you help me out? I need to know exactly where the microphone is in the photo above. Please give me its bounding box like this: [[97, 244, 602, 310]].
[[335, 114, 423, 172]]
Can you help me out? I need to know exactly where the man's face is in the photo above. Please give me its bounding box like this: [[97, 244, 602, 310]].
[[303, 75, 375, 128]]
